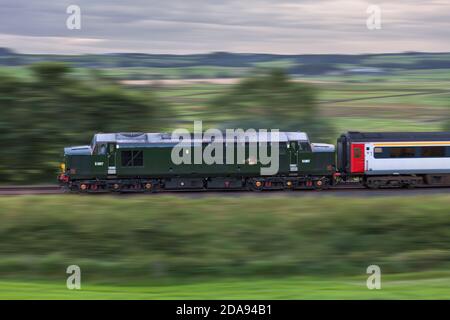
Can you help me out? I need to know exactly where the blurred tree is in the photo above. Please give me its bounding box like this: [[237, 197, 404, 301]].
[[0, 62, 169, 183], [210, 69, 334, 141], [29, 62, 70, 81]]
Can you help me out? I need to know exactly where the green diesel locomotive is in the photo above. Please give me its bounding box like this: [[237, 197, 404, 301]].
[[58, 132, 336, 192]]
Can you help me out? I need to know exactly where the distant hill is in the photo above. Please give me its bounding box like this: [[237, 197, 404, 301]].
[[0, 48, 449, 76], [0, 48, 23, 65], [0, 48, 15, 56]]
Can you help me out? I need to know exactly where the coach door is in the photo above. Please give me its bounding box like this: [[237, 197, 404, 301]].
[[107, 143, 117, 175], [350, 143, 365, 173]]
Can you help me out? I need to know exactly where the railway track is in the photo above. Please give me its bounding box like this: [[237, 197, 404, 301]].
[[0, 185, 61, 195], [0, 184, 448, 197]]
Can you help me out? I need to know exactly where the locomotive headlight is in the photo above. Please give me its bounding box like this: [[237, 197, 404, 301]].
[[60, 163, 66, 172]]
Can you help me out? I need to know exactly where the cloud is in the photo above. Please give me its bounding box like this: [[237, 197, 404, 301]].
[[0, 0, 449, 54], [0, 34, 106, 54]]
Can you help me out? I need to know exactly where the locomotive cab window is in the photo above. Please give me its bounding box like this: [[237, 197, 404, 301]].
[[299, 142, 311, 152], [93, 143, 108, 155], [121, 150, 144, 167], [108, 143, 116, 154], [279, 143, 287, 155], [290, 142, 297, 150]]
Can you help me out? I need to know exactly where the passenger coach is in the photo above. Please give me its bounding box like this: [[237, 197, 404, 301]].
[[337, 132, 450, 188]]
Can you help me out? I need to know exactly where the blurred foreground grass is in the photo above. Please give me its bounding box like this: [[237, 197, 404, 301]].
[[2, 271, 450, 299], [0, 195, 449, 285]]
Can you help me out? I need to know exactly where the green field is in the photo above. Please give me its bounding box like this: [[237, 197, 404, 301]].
[[141, 70, 450, 135], [2, 65, 448, 133], [1, 64, 448, 137], [2, 271, 450, 299]]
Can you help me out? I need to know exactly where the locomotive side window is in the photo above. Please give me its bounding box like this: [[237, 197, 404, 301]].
[[122, 151, 131, 166], [133, 151, 144, 166], [121, 150, 144, 167]]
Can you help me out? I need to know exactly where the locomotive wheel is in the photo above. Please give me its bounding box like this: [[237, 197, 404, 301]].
[[144, 182, 159, 193], [248, 179, 264, 191], [314, 178, 330, 190], [313, 179, 326, 190], [285, 180, 294, 191]]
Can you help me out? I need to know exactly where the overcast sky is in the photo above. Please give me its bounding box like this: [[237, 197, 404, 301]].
[[1, 0, 449, 54]]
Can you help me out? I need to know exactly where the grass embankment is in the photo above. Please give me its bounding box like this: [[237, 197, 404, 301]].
[[0, 195, 449, 298], [2, 271, 450, 299]]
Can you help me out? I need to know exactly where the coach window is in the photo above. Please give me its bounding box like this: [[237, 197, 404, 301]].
[[121, 150, 144, 167], [390, 147, 415, 158], [374, 147, 383, 154], [421, 146, 445, 157], [374, 147, 389, 158], [354, 147, 361, 158]]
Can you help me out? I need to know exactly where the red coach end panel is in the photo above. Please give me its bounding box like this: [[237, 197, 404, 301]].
[[350, 143, 365, 173]]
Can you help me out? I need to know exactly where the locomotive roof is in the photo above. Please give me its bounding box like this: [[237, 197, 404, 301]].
[[93, 132, 309, 146], [341, 131, 450, 142]]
